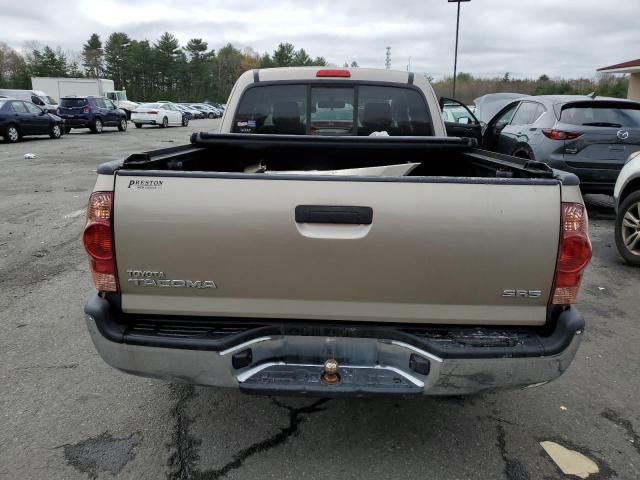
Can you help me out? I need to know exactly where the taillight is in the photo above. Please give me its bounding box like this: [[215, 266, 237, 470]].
[[148, 110, 158, 114], [551, 203, 592, 305], [83, 192, 118, 292], [83, 106, 91, 114], [542, 129, 582, 140], [316, 69, 351, 78]]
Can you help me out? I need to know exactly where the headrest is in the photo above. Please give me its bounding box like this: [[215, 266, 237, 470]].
[[362, 102, 392, 130], [273, 101, 301, 125]]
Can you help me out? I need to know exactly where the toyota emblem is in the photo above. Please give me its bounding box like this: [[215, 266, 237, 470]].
[[617, 130, 630, 140]]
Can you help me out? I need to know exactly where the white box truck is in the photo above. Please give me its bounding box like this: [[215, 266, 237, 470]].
[[31, 77, 138, 119]]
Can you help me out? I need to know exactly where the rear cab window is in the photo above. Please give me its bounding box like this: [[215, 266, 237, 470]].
[[233, 83, 433, 136], [560, 102, 640, 128]]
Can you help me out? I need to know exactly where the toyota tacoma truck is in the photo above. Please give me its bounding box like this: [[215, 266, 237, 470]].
[[83, 67, 592, 396]]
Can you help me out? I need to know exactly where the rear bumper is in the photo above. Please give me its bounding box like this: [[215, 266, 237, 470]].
[[132, 115, 160, 125], [62, 117, 92, 128], [547, 157, 622, 193], [85, 294, 584, 396]]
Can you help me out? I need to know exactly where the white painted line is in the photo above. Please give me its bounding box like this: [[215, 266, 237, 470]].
[[63, 209, 85, 219]]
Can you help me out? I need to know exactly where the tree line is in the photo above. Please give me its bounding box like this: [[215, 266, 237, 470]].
[[432, 72, 629, 105], [0, 33, 630, 104], [0, 33, 327, 102]]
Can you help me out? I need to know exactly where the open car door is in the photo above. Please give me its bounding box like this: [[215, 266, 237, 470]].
[[440, 97, 482, 144]]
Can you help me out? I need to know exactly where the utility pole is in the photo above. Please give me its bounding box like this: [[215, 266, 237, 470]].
[[449, 0, 470, 98], [385, 47, 391, 70]]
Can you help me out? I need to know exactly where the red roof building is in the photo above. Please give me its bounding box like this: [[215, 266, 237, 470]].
[[598, 59, 640, 101]]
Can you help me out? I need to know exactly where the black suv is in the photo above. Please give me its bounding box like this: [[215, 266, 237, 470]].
[[57, 96, 128, 134]]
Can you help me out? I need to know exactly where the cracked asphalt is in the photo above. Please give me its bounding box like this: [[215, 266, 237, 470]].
[[1, 120, 639, 479]]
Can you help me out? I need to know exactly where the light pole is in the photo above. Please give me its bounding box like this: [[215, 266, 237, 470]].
[[449, 0, 470, 98]]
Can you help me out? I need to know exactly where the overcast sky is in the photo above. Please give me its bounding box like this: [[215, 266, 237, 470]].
[[2, 0, 639, 79]]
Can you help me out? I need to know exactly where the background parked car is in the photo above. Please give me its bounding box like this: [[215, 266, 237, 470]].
[[451, 94, 640, 195], [57, 96, 127, 134], [0, 98, 64, 143], [132, 102, 187, 128], [175, 104, 194, 120], [0, 88, 59, 113], [189, 104, 217, 119], [614, 151, 640, 265], [178, 104, 203, 118], [202, 103, 223, 118]]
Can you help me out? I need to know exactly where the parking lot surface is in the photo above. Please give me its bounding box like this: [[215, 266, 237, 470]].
[[1, 121, 639, 479]]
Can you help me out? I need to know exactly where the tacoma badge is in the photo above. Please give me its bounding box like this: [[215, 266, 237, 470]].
[[127, 269, 216, 289]]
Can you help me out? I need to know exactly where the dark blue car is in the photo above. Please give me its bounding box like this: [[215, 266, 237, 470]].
[[57, 96, 128, 134], [0, 98, 64, 143]]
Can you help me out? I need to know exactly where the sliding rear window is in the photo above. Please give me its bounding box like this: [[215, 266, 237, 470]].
[[560, 102, 640, 128], [233, 83, 433, 136]]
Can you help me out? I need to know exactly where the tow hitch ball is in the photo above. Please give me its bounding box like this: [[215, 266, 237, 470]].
[[321, 358, 341, 385]]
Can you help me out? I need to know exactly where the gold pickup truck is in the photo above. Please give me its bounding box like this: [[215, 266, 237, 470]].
[[82, 67, 591, 396]]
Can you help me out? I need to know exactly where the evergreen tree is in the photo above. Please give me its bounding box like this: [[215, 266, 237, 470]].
[[82, 33, 103, 78], [273, 43, 296, 67], [104, 32, 131, 89]]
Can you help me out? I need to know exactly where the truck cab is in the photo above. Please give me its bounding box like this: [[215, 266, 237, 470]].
[[105, 91, 138, 119]]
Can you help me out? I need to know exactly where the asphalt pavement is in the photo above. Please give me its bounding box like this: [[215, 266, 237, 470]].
[[1, 120, 639, 479]]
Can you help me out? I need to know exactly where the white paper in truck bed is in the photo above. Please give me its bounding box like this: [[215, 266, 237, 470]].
[[253, 163, 420, 177]]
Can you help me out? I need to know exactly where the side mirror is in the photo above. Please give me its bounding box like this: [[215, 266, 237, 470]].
[[457, 116, 470, 125]]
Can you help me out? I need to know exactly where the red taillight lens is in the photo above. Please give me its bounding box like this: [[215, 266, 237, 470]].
[[542, 129, 582, 140], [551, 203, 592, 305], [83, 222, 113, 260], [83, 192, 118, 292], [316, 69, 351, 78], [148, 110, 158, 114]]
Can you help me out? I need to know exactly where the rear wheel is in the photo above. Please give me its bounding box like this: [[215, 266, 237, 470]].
[[5, 124, 20, 143], [118, 118, 128, 132], [615, 191, 640, 266], [90, 118, 103, 134], [160, 117, 168, 128], [134, 123, 142, 129], [208, 112, 214, 119], [49, 123, 62, 139], [181, 116, 189, 127]]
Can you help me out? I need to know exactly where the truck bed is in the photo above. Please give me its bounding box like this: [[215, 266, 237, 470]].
[[102, 133, 569, 183]]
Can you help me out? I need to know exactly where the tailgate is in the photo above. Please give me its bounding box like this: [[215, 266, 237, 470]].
[[563, 126, 640, 169], [113, 173, 560, 326]]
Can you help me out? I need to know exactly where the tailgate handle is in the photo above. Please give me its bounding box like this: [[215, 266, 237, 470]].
[[295, 205, 373, 225]]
